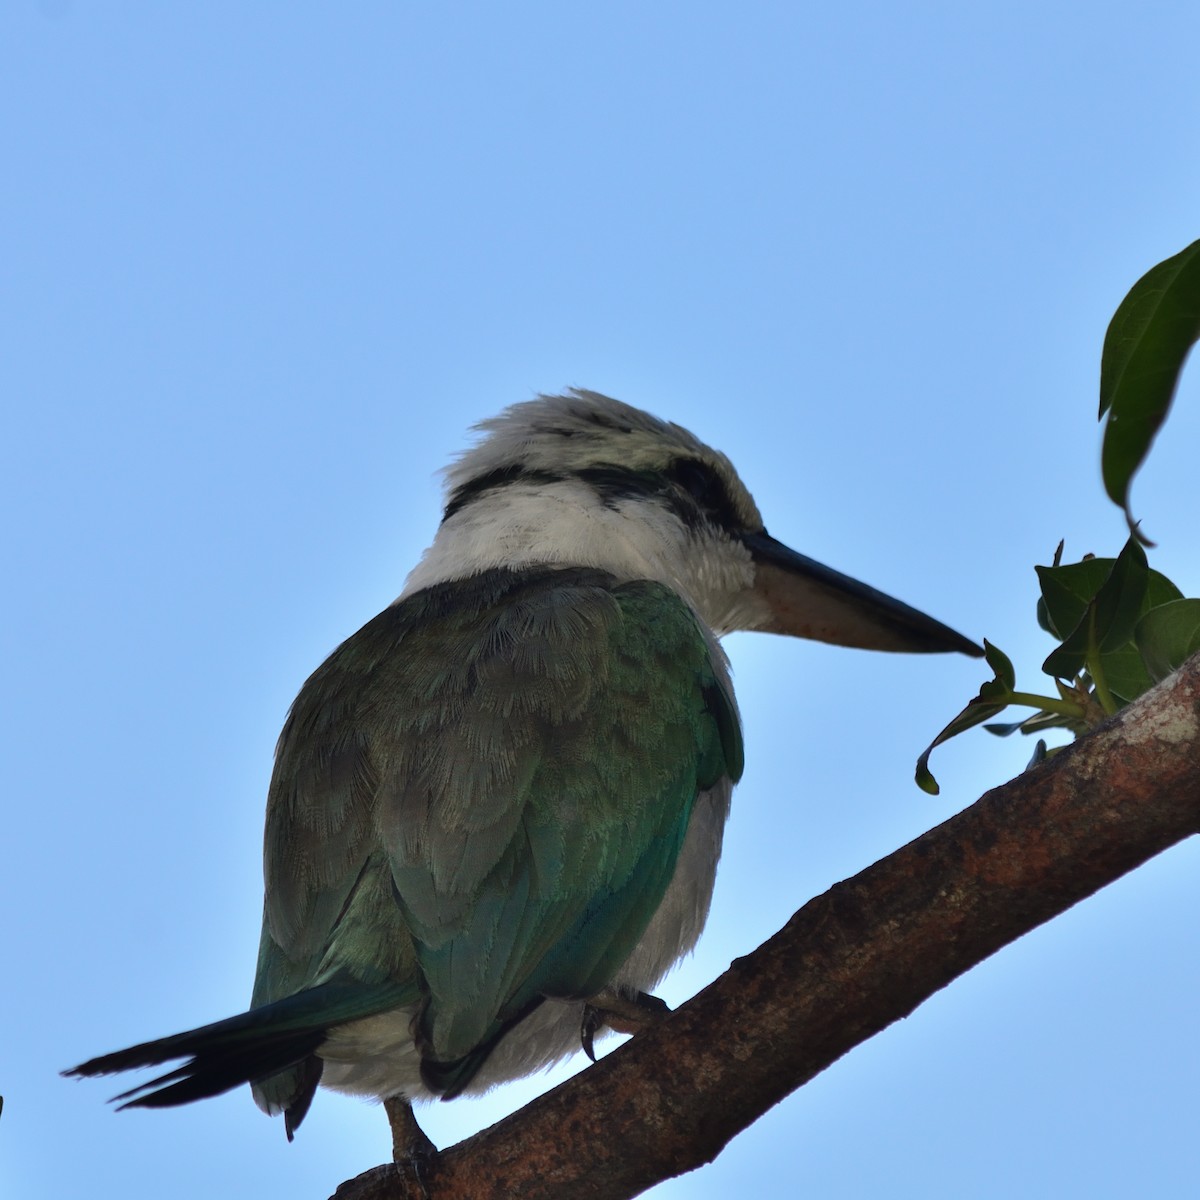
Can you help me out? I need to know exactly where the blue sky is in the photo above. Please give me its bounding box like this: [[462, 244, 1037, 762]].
[[5, 3, 1200, 1197]]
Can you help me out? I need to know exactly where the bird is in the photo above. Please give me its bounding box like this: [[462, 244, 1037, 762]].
[[66, 389, 981, 1148]]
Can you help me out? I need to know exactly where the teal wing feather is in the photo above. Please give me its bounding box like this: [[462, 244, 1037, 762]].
[[255, 566, 742, 1098]]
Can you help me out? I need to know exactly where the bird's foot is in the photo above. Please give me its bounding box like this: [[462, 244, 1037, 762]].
[[384, 1096, 437, 1198], [580, 988, 671, 1062]]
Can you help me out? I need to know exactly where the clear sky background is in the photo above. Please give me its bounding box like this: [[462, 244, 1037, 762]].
[[5, 4, 1200, 1198]]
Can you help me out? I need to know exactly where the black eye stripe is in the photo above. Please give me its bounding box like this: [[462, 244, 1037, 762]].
[[443, 457, 744, 535], [577, 459, 743, 532], [443, 465, 563, 521]]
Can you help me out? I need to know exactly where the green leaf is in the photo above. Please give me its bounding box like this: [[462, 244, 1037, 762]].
[[983, 718, 1028, 737], [984, 709, 1076, 738], [1099, 239, 1200, 541], [982, 639, 1016, 690], [1035, 542, 1068, 637], [915, 640, 1014, 794], [1041, 539, 1148, 680], [1093, 540, 1150, 651], [1135, 598, 1200, 683], [1097, 642, 1156, 705], [1099, 570, 1189, 702], [1038, 541, 1182, 688], [1036, 557, 1114, 641]]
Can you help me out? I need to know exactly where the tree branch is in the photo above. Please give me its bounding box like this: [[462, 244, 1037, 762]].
[[332, 652, 1200, 1200]]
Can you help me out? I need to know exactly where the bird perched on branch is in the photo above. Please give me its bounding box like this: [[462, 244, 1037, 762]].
[[66, 390, 980, 1147]]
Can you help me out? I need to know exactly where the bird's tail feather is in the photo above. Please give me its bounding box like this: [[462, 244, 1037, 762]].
[[64, 978, 411, 1134]]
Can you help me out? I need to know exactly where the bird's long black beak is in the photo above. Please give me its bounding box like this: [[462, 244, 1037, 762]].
[[741, 531, 983, 657]]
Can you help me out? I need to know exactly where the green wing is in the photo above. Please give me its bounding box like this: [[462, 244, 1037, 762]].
[[255, 566, 742, 1096]]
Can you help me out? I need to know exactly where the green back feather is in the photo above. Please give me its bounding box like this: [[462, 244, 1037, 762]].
[[256, 566, 742, 1094]]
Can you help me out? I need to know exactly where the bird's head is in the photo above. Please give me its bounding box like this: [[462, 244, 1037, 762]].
[[401, 389, 981, 657]]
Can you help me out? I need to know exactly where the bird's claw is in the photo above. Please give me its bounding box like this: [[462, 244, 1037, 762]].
[[395, 1150, 433, 1200], [581, 1005, 602, 1062], [580, 988, 671, 1061]]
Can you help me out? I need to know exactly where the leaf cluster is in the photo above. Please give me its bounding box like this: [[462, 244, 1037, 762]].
[[918, 240, 1200, 793]]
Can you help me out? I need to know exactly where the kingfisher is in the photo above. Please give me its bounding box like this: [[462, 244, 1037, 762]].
[[67, 390, 980, 1146]]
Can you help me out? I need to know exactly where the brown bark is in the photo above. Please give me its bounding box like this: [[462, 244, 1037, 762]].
[[332, 653, 1200, 1200]]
